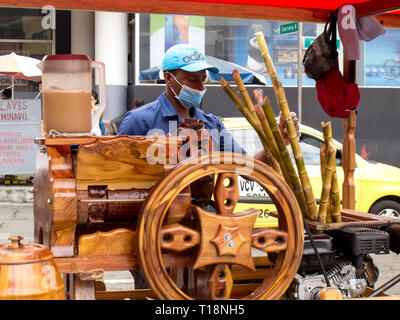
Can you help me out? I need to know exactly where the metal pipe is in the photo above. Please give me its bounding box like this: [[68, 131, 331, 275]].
[[368, 273, 400, 297], [297, 22, 303, 124]]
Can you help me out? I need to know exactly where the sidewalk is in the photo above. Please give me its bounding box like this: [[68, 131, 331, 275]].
[[0, 202, 135, 291], [0, 185, 33, 203]]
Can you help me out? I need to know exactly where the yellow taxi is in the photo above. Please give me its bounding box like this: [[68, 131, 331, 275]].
[[223, 117, 400, 228]]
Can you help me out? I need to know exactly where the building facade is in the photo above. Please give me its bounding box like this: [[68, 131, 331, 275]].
[[1, 8, 400, 167]]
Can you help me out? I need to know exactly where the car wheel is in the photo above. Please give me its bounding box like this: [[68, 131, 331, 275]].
[[369, 200, 400, 218]]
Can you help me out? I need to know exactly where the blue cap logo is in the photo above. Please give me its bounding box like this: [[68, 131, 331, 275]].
[[162, 44, 219, 73]]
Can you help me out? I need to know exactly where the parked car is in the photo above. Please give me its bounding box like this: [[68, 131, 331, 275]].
[[222, 117, 400, 228]]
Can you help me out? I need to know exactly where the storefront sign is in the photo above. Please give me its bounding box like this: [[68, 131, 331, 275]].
[[0, 100, 41, 174], [304, 37, 341, 49], [150, 14, 205, 68]]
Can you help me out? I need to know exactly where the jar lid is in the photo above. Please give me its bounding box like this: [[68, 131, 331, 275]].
[[44, 54, 90, 61], [0, 236, 53, 265]]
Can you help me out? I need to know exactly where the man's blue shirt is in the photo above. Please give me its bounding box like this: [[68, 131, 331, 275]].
[[118, 92, 246, 154]]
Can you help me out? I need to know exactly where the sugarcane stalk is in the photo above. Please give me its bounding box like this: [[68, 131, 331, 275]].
[[220, 77, 280, 171], [262, 99, 310, 218], [320, 144, 332, 223], [255, 31, 318, 221], [232, 70, 259, 122], [254, 101, 290, 184], [231, 69, 281, 172], [322, 121, 341, 222], [318, 122, 338, 223], [318, 145, 336, 224], [330, 172, 341, 222]]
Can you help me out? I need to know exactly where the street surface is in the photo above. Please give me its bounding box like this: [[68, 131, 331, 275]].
[[0, 203, 399, 296]]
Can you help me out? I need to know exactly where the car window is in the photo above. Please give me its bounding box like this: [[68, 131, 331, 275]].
[[300, 134, 342, 167], [230, 128, 262, 156], [299, 135, 322, 166]]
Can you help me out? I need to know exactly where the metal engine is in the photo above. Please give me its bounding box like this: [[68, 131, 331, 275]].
[[287, 226, 390, 300], [288, 258, 367, 300]]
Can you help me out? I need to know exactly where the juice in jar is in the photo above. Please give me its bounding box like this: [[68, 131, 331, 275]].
[[43, 90, 92, 133]]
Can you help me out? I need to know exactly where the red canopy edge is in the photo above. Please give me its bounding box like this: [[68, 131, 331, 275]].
[[173, 0, 398, 14], [1, 0, 399, 27]]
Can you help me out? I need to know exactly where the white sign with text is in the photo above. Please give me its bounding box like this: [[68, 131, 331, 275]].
[[0, 99, 41, 174]]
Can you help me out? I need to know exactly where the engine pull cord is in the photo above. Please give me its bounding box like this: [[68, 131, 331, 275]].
[[302, 215, 331, 287]]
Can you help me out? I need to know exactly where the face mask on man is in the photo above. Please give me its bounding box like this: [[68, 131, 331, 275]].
[[169, 73, 206, 109]]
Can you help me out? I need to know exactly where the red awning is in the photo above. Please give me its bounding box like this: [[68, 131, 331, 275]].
[[174, 0, 400, 15], [177, 0, 367, 10]]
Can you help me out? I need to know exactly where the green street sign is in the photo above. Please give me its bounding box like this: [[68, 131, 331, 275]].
[[280, 22, 298, 34], [304, 37, 341, 49]]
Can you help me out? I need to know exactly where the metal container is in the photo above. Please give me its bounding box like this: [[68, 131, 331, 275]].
[[0, 236, 65, 300]]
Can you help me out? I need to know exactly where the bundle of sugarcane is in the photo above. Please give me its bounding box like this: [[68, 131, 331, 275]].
[[320, 121, 341, 223], [220, 75, 281, 174], [261, 95, 309, 217], [220, 72, 309, 218], [255, 31, 318, 221]]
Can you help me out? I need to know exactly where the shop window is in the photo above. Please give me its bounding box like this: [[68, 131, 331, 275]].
[[138, 14, 319, 87], [364, 28, 400, 87], [0, 8, 54, 96]]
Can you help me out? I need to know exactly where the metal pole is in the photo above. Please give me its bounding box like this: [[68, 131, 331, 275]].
[[134, 13, 140, 86], [11, 76, 14, 99], [297, 22, 303, 124]]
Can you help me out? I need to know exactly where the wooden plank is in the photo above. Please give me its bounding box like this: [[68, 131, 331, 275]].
[[232, 268, 273, 281], [304, 209, 392, 231], [55, 254, 139, 273], [71, 275, 96, 300], [2, 0, 400, 27], [306, 219, 389, 231], [95, 289, 156, 300], [55, 253, 195, 274], [342, 111, 357, 210], [230, 283, 260, 298], [313, 11, 400, 28], [78, 228, 136, 256], [0, 1, 326, 22], [353, 0, 400, 17], [270, 209, 397, 231], [48, 146, 77, 257], [75, 136, 183, 190], [41, 136, 186, 146]]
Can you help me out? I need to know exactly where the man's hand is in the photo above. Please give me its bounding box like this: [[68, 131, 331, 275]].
[[252, 89, 264, 106], [278, 111, 300, 145], [251, 89, 300, 145]]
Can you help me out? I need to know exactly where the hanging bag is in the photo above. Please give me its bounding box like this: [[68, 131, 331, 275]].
[[303, 14, 338, 80]]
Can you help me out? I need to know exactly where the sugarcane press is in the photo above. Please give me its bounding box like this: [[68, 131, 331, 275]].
[[33, 120, 304, 300]]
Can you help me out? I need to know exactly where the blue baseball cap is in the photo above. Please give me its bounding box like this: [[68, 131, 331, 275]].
[[162, 44, 219, 73]]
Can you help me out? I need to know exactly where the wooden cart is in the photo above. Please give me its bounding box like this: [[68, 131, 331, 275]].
[[3, 0, 400, 300], [33, 133, 306, 300]]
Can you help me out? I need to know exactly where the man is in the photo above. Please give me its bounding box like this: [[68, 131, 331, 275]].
[[1, 88, 11, 100], [119, 44, 299, 289], [118, 44, 297, 161], [91, 90, 117, 135]]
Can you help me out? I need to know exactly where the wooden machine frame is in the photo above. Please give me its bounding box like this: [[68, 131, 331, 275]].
[[1, 0, 400, 300]]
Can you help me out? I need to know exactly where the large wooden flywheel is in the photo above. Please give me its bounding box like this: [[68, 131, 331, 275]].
[[137, 152, 304, 300]]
